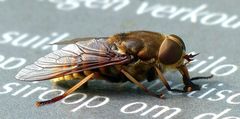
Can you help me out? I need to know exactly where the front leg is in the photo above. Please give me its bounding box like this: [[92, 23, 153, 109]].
[[120, 68, 164, 98], [178, 65, 200, 92]]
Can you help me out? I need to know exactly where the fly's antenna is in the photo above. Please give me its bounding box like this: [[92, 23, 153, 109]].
[[183, 53, 200, 66], [184, 53, 199, 62]]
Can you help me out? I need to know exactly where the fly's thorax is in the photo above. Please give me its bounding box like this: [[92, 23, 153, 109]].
[[123, 59, 156, 81], [108, 31, 164, 61]]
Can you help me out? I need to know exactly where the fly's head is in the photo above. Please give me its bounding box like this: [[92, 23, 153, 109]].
[[157, 34, 193, 70]]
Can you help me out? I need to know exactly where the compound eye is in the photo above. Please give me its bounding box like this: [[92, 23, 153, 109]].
[[169, 34, 186, 51], [158, 39, 183, 65]]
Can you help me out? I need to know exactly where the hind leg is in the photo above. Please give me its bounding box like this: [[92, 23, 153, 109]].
[[36, 73, 94, 107]]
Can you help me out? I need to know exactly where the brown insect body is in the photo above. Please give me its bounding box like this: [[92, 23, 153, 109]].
[[15, 31, 212, 107], [104, 31, 183, 82]]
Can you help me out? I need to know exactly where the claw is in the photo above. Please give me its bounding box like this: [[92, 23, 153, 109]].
[[159, 94, 165, 99], [187, 87, 192, 92], [183, 83, 200, 92]]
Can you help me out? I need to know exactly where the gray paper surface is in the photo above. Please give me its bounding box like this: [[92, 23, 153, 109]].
[[0, 0, 240, 119]]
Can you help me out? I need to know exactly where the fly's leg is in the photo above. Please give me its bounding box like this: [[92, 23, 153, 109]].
[[121, 69, 164, 99], [35, 73, 94, 107], [154, 66, 185, 93], [178, 65, 200, 92], [191, 75, 213, 81]]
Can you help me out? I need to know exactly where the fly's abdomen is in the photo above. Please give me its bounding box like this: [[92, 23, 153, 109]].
[[51, 72, 85, 83]]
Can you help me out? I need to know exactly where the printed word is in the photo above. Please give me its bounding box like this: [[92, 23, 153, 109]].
[[41, 0, 130, 11], [194, 108, 239, 119], [167, 82, 240, 105], [120, 101, 181, 119], [41, 0, 240, 30], [137, 2, 240, 29], [188, 55, 237, 76], [0, 31, 70, 51], [0, 54, 26, 70], [122, 79, 240, 106], [0, 82, 110, 112]]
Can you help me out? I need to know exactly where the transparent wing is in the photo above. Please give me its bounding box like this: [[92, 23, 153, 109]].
[[51, 37, 108, 45], [15, 38, 131, 81]]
